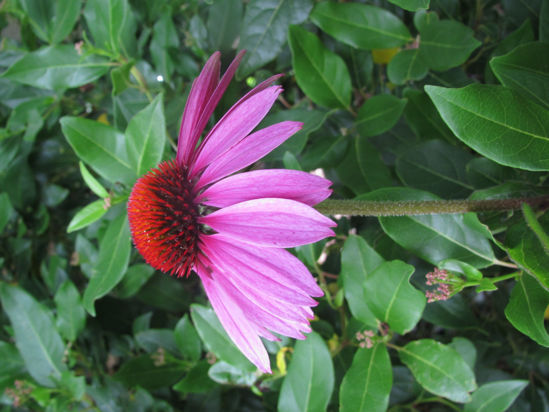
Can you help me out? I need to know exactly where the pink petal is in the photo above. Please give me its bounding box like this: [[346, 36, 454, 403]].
[[202, 234, 323, 297], [199, 198, 335, 248], [190, 86, 283, 175], [199, 169, 332, 207], [201, 236, 318, 307], [184, 51, 246, 165], [195, 259, 271, 373], [176, 52, 221, 166], [196, 121, 302, 189], [207, 267, 310, 340]]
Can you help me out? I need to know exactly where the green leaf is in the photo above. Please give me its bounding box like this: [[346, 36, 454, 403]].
[[79, 162, 109, 198], [207, 0, 242, 53], [542, 0, 549, 41], [505, 274, 549, 346], [340, 345, 392, 412], [365, 261, 426, 334], [150, 13, 179, 82], [173, 361, 218, 394], [0, 284, 66, 387], [387, 49, 429, 85], [135, 329, 179, 356], [54, 280, 86, 342], [116, 263, 154, 298], [288, 25, 351, 109], [340, 235, 384, 326], [300, 135, 348, 170], [278, 332, 334, 412], [83, 0, 137, 56], [238, 0, 312, 77], [125, 94, 166, 176], [0, 342, 26, 391], [174, 314, 202, 362], [490, 42, 549, 110], [427, 84, 549, 171], [403, 89, 454, 143], [358, 187, 496, 268], [395, 139, 474, 198], [449, 337, 477, 371], [114, 355, 186, 390], [505, 212, 549, 289], [419, 20, 481, 71], [17, 0, 82, 44], [61, 116, 136, 185], [399, 339, 477, 403], [208, 361, 257, 386], [356, 95, 407, 137], [388, 0, 429, 11], [310, 2, 412, 49], [439, 259, 483, 281], [190, 304, 255, 372], [1, 46, 110, 90], [67, 199, 107, 233], [464, 380, 528, 412], [83, 212, 131, 316], [423, 295, 479, 329], [355, 139, 393, 191], [0, 192, 15, 233]]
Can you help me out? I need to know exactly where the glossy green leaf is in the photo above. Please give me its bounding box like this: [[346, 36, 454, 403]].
[[83, 0, 137, 56], [288, 25, 351, 109], [356, 95, 407, 137], [505, 212, 549, 289], [388, 0, 429, 11], [387, 49, 429, 85], [238, 0, 312, 77], [67, 199, 107, 233], [79, 162, 109, 198], [358, 187, 496, 268], [365, 261, 426, 334], [355, 139, 393, 191], [1, 46, 110, 90], [207, 0, 242, 53], [300, 135, 348, 170], [399, 339, 477, 403], [208, 361, 257, 386], [396, 139, 474, 198], [0, 284, 66, 387], [173, 361, 218, 394], [464, 380, 528, 412], [505, 274, 549, 346], [54, 280, 86, 341], [490, 42, 549, 110], [340, 345, 392, 412], [311, 2, 412, 49], [340, 235, 383, 326], [114, 355, 186, 390], [190, 304, 255, 372], [125, 94, 166, 176], [61, 117, 136, 185], [423, 295, 479, 329], [174, 314, 202, 362], [17, 0, 82, 44], [419, 20, 481, 71], [278, 332, 334, 412], [83, 212, 131, 316], [449, 337, 477, 371], [426, 84, 549, 171], [439, 259, 483, 281], [542, 0, 549, 41]]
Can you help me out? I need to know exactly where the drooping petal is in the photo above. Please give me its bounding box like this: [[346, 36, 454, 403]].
[[199, 169, 332, 207], [190, 86, 283, 175], [176, 52, 221, 166], [202, 234, 323, 297], [201, 236, 318, 307], [196, 121, 302, 189], [199, 198, 335, 248], [195, 259, 271, 373]]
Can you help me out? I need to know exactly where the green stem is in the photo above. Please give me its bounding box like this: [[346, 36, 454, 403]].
[[315, 196, 549, 216], [522, 203, 549, 253]]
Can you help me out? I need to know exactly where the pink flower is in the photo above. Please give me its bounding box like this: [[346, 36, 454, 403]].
[[127, 51, 335, 373]]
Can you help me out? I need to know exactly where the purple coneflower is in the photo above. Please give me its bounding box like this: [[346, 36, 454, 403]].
[[127, 51, 335, 372]]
